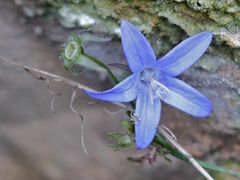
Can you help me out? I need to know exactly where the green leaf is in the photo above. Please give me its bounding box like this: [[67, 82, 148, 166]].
[[108, 132, 134, 151], [122, 120, 134, 134]]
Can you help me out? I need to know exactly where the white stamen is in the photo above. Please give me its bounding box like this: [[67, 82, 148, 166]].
[[130, 112, 140, 124], [139, 68, 169, 102], [148, 85, 154, 105], [150, 79, 169, 100]]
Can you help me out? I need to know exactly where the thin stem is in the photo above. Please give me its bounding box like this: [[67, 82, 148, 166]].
[[0, 56, 126, 109], [83, 53, 119, 84], [1, 55, 240, 178], [158, 126, 214, 180]]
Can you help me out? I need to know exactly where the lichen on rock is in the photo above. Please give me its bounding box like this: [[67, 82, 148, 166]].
[[44, 0, 240, 126], [19, 0, 240, 135], [45, 0, 240, 62]]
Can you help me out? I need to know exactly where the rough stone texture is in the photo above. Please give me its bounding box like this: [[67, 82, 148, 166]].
[[0, 1, 204, 180], [5, 0, 240, 179], [38, 1, 240, 132], [15, 0, 240, 152], [47, 0, 240, 56]]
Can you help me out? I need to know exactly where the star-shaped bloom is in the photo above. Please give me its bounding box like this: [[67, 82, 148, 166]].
[[85, 20, 212, 149]]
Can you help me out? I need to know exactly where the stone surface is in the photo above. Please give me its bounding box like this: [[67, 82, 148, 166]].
[[47, 0, 240, 56], [0, 0, 240, 179], [38, 0, 240, 134], [0, 1, 204, 180]]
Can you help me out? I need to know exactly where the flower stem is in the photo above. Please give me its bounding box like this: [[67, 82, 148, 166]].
[[158, 127, 213, 180]]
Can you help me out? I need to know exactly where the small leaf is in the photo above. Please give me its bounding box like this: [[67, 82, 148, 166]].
[[107, 132, 134, 151], [122, 120, 134, 134]]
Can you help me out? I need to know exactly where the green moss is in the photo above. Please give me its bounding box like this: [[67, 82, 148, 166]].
[[186, 0, 213, 12], [38, 0, 240, 131], [46, 0, 240, 63]]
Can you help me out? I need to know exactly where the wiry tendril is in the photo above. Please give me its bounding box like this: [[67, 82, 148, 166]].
[[0, 55, 128, 155], [70, 89, 88, 154], [46, 79, 62, 113]]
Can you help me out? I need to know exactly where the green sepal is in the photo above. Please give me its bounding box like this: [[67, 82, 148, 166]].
[[108, 132, 134, 151], [60, 33, 119, 84]]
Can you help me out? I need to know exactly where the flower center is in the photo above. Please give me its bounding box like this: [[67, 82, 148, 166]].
[[140, 68, 157, 83], [140, 68, 169, 104]]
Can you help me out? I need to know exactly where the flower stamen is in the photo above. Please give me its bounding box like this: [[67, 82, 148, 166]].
[[130, 112, 141, 124], [150, 79, 169, 100]]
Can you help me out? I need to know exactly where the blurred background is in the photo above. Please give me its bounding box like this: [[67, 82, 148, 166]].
[[0, 1, 239, 179]]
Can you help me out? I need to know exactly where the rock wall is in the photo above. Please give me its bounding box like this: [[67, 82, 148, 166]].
[[46, 0, 240, 131], [16, 0, 240, 160]]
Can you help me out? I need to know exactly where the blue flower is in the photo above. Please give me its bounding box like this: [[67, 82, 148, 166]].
[[85, 20, 212, 149]]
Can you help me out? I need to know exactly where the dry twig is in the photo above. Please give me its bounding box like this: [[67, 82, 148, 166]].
[[70, 89, 88, 154], [159, 126, 214, 180], [0, 56, 127, 109], [0, 56, 214, 179]]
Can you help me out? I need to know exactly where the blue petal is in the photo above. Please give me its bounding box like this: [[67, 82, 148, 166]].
[[156, 32, 212, 77], [85, 74, 137, 102], [121, 20, 156, 72], [161, 77, 211, 117], [135, 86, 161, 149]]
